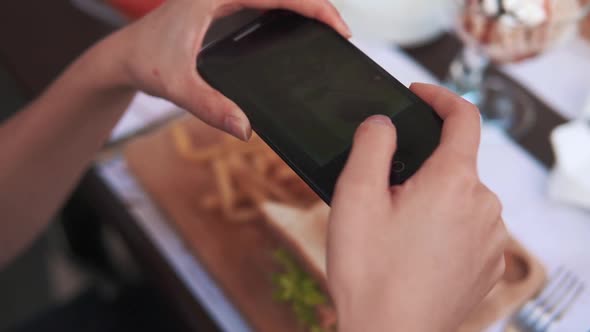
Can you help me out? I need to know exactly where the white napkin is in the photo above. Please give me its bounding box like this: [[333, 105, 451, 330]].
[[548, 96, 590, 211]]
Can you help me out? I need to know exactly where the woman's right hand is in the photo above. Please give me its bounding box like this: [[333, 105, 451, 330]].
[[327, 83, 508, 332]]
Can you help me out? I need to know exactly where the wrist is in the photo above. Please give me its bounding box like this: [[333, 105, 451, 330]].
[[77, 31, 137, 94], [335, 292, 441, 332]]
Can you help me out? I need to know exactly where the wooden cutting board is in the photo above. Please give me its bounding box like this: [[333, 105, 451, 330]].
[[125, 115, 318, 332], [125, 115, 547, 332]]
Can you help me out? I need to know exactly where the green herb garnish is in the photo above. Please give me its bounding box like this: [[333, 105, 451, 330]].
[[272, 249, 330, 332]]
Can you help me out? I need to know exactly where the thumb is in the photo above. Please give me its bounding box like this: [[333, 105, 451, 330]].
[[177, 76, 252, 141], [335, 115, 398, 198]]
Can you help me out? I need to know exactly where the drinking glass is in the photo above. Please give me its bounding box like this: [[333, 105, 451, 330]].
[[447, 0, 590, 137]]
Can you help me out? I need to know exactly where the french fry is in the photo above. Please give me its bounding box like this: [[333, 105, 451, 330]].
[[172, 122, 312, 223], [234, 171, 268, 206], [253, 172, 298, 204], [171, 124, 194, 159], [203, 192, 258, 212], [225, 207, 260, 223], [273, 164, 297, 181], [201, 194, 221, 210], [211, 159, 235, 215], [253, 154, 270, 174], [172, 124, 224, 161]]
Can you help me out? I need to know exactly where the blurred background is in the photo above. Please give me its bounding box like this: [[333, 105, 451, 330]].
[[0, 1, 589, 332]]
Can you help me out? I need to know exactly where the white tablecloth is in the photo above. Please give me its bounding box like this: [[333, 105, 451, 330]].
[[99, 37, 590, 332], [503, 37, 590, 120]]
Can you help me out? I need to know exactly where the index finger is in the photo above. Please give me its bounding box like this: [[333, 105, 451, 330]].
[[219, 0, 352, 38], [410, 83, 482, 165]]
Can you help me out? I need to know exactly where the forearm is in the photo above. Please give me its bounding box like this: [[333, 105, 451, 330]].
[[0, 33, 135, 266], [336, 294, 440, 332]]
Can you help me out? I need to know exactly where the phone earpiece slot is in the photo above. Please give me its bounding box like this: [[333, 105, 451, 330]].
[[233, 23, 262, 42]]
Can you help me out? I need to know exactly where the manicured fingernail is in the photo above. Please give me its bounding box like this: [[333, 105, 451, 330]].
[[342, 21, 352, 38], [364, 115, 393, 127], [225, 114, 251, 141]]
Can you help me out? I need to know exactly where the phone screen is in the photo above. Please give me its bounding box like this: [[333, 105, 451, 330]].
[[199, 11, 442, 202], [200, 14, 414, 168]]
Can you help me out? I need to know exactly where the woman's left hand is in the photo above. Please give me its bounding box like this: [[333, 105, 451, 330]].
[[107, 0, 351, 140]]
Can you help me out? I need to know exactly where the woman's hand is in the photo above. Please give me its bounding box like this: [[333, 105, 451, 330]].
[[0, 0, 348, 269], [109, 0, 351, 141], [327, 83, 508, 332]]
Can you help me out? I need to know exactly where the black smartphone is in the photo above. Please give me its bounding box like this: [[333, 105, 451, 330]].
[[197, 10, 442, 204]]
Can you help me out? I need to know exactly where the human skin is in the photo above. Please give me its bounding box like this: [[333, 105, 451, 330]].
[[328, 84, 508, 332], [0, 0, 349, 267]]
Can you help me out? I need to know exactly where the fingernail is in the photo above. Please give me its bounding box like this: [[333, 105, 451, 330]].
[[225, 114, 251, 141], [342, 21, 353, 38], [364, 115, 393, 127]]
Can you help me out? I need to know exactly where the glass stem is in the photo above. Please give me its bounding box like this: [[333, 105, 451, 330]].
[[447, 46, 490, 105]]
